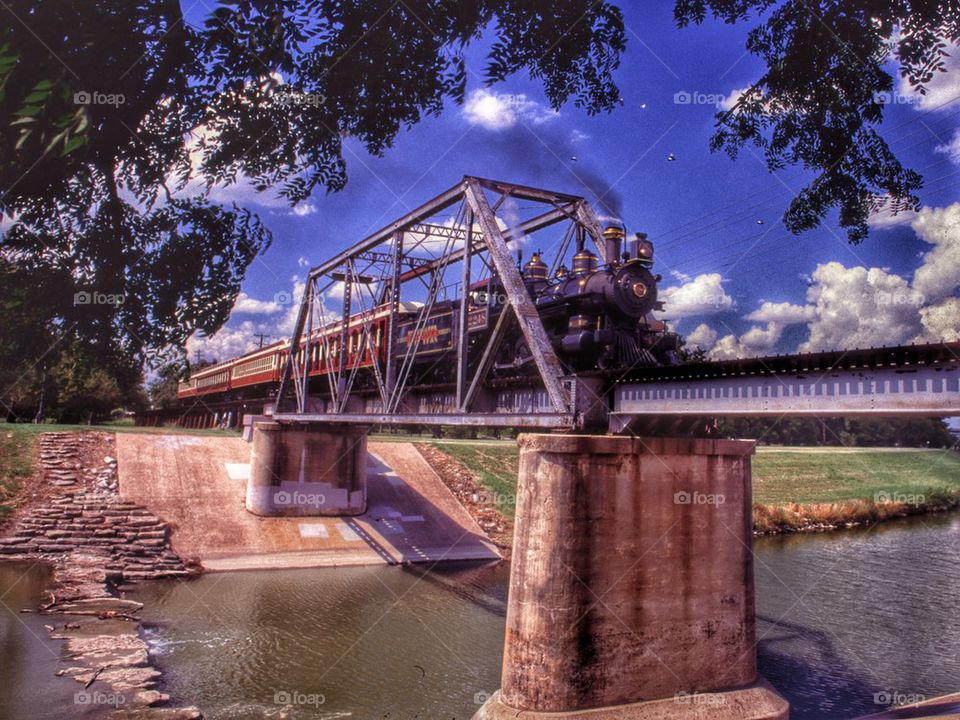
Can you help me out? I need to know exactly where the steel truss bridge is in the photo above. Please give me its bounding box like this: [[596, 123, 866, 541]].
[[274, 176, 959, 432]]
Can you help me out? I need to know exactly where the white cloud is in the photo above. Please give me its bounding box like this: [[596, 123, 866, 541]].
[[719, 87, 749, 111], [570, 129, 590, 143], [706, 322, 784, 361], [800, 262, 924, 352], [685, 323, 718, 351], [919, 298, 960, 342], [708, 334, 752, 360], [659, 273, 734, 319], [290, 202, 317, 217], [187, 277, 305, 362], [685, 203, 960, 359], [868, 205, 919, 229], [744, 301, 815, 325], [461, 88, 558, 130], [935, 128, 960, 165], [231, 292, 282, 315], [187, 320, 261, 363], [911, 202, 960, 300]]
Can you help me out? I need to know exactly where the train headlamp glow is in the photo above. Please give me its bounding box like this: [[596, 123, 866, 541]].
[[632, 282, 648, 299], [637, 241, 653, 258]]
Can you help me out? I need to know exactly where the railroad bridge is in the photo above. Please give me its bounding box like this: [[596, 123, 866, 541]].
[[177, 177, 958, 720]]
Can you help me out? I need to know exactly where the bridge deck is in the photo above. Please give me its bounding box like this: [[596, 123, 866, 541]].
[[612, 342, 960, 431]]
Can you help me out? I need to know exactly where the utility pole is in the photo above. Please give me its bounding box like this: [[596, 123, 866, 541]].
[[194, 349, 203, 367], [254, 333, 270, 348]]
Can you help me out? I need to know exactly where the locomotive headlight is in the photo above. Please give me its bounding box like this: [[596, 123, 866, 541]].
[[632, 281, 648, 299], [637, 240, 654, 259]]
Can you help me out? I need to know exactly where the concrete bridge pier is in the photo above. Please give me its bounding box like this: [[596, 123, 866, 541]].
[[245, 421, 368, 516], [474, 434, 789, 720]]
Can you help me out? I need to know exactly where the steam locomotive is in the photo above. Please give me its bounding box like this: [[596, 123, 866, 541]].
[[177, 225, 678, 411]]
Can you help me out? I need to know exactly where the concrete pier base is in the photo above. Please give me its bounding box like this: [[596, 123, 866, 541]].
[[474, 680, 789, 719], [475, 434, 788, 719], [245, 422, 368, 516]]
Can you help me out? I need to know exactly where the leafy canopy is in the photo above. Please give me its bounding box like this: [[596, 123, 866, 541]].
[[0, 0, 626, 392], [676, 0, 960, 241]]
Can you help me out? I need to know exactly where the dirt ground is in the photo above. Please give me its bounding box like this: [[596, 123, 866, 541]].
[[114, 433, 500, 571]]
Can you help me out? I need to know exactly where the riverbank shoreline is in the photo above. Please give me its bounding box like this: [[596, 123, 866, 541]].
[[416, 442, 960, 544], [753, 495, 960, 534]]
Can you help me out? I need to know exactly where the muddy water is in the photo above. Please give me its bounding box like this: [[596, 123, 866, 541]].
[[0, 562, 85, 720], [3, 513, 959, 719]]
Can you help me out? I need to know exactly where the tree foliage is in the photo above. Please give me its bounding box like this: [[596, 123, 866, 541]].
[[717, 416, 956, 448], [675, 0, 960, 241], [0, 0, 626, 411]]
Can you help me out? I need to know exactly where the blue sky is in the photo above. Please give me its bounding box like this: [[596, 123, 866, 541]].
[[189, 3, 960, 363]]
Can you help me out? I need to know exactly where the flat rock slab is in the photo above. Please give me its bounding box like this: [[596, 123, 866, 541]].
[[116, 434, 499, 570]]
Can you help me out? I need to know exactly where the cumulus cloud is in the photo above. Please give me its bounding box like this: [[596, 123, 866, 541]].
[[682, 202, 960, 359], [462, 88, 558, 130], [186, 319, 262, 363], [231, 292, 282, 315], [187, 277, 305, 362], [707, 322, 786, 360], [919, 298, 960, 342], [799, 262, 924, 352], [685, 323, 718, 351], [745, 301, 815, 325], [659, 273, 734, 319], [911, 202, 960, 300]]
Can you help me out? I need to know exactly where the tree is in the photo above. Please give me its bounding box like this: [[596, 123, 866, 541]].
[[0, 1, 626, 389], [675, 0, 959, 241]]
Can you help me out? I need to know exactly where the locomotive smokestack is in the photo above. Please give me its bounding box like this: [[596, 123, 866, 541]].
[[602, 225, 625, 265]]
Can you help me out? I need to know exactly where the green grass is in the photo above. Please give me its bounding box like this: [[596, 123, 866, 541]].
[[752, 447, 960, 504], [0, 424, 38, 513], [425, 442, 521, 518], [426, 441, 960, 512]]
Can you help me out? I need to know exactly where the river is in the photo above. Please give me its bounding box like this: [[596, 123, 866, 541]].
[[1, 512, 958, 720]]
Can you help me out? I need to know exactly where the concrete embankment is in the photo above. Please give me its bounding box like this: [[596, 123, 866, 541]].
[[114, 432, 500, 570]]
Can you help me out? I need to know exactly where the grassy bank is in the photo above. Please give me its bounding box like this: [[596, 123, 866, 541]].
[[426, 441, 960, 533]]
